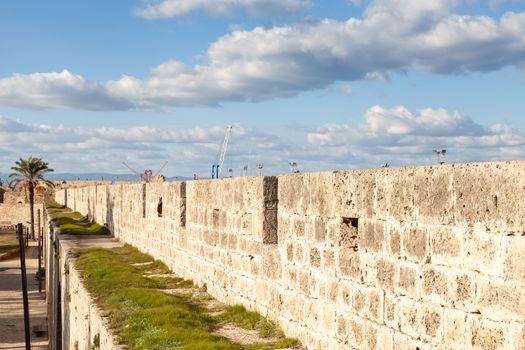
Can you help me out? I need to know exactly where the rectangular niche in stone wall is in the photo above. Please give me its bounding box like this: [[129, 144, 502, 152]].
[[340, 217, 359, 251]]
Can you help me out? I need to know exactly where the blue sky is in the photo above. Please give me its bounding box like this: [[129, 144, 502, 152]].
[[0, 0, 524, 177]]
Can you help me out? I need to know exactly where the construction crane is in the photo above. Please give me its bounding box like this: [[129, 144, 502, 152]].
[[212, 125, 233, 179], [122, 161, 168, 182]]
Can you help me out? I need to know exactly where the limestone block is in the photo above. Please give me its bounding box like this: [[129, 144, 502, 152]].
[[364, 321, 379, 350], [348, 317, 365, 349], [359, 219, 385, 253], [336, 313, 348, 342], [463, 225, 504, 277], [359, 253, 377, 286], [387, 223, 401, 258], [383, 292, 399, 330], [286, 294, 305, 322], [401, 224, 429, 262], [453, 272, 478, 311], [290, 216, 305, 238], [414, 165, 455, 225], [351, 286, 367, 317], [430, 225, 462, 266], [337, 281, 352, 309], [466, 315, 523, 350], [315, 217, 327, 242], [476, 278, 525, 322], [298, 270, 309, 295], [442, 308, 467, 349], [322, 249, 335, 271], [268, 286, 284, 314], [376, 257, 396, 291], [337, 248, 362, 280], [393, 331, 410, 350], [278, 174, 307, 213], [376, 326, 394, 350], [320, 302, 337, 335], [453, 161, 525, 233], [294, 242, 305, 265], [286, 243, 294, 263], [306, 172, 335, 217], [365, 287, 384, 324], [325, 279, 339, 303], [309, 247, 321, 268], [374, 167, 415, 222], [397, 263, 421, 300], [398, 298, 423, 338], [502, 235, 525, 282], [421, 303, 443, 342], [421, 266, 453, 306]]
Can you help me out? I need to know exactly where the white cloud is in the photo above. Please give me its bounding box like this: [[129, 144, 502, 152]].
[[0, 1, 524, 110], [0, 106, 523, 175], [0, 70, 131, 111], [0, 116, 284, 175], [307, 105, 525, 167], [133, 0, 311, 19]]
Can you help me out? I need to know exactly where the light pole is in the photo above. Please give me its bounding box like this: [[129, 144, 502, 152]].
[[289, 161, 299, 173], [433, 149, 446, 164]]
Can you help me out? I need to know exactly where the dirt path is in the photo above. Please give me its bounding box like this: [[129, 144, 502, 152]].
[[0, 241, 48, 349]]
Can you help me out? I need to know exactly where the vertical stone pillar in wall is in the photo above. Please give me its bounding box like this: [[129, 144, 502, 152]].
[[263, 176, 278, 244], [180, 181, 186, 227], [64, 188, 68, 207]]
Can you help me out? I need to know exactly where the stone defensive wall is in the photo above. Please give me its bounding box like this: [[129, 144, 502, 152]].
[[0, 204, 31, 226], [54, 161, 525, 349]]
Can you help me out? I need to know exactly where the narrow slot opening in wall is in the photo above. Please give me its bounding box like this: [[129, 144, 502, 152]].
[[157, 197, 163, 217], [340, 217, 359, 251]]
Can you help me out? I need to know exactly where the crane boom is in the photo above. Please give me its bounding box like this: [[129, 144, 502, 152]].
[[216, 125, 232, 178], [122, 162, 143, 180], [153, 161, 169, 177]]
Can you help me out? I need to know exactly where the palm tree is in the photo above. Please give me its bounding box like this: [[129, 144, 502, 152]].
[[9, 157, 54, 240]]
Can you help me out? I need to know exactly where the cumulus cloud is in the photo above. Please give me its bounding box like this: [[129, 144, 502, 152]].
[[133, 0, 312, 19], [0, 106, 523, 175], [307, 105, 525, 167], [0, 70, 132, 111], [0, 116, 286, 175], [1, 0, 525, 110]]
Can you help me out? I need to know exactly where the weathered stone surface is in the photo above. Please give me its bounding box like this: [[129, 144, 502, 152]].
[[402, 224, 428, 261], [53, 160, 525, 350]]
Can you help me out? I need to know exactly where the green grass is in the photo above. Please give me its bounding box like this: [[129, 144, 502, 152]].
[[73, 245, 300, 350], [0, 233, 18, 254], [217, 305, 282, 338], [46, 201, 109, 235]]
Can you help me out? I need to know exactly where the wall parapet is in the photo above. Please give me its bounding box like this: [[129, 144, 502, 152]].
[[54, 161, 525, 350]]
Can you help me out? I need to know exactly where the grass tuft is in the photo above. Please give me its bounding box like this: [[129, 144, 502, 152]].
[[46, 202, 109, 235]]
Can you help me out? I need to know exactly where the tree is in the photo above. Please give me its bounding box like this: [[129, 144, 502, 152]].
[[9, 157, 54, 240]]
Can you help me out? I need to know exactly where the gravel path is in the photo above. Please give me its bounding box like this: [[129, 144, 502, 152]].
[[0, 241, 48, 349]]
